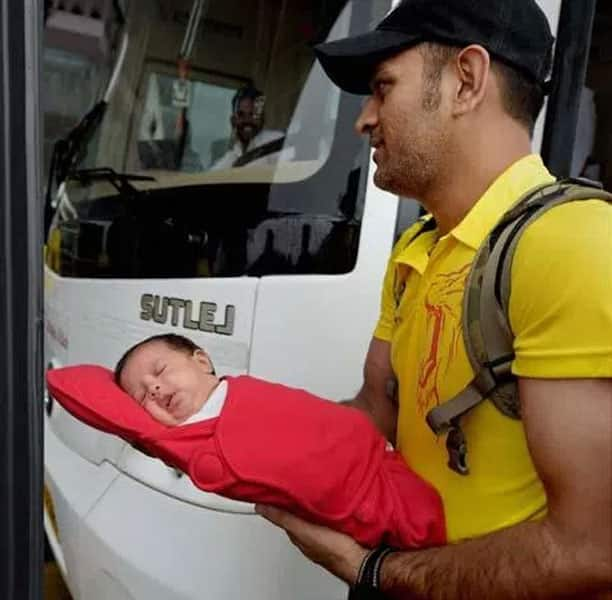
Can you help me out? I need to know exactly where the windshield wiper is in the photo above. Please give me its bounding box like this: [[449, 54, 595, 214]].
[[68, 167, 156, 197], [44, 1, 129, 237]]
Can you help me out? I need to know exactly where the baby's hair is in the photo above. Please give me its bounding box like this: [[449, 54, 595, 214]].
[[114, 333, 213, 384]]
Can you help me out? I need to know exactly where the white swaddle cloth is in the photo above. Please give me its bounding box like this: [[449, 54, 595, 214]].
[[183, 380, 228, 424]]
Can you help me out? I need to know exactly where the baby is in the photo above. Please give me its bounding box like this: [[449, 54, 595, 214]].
[[109, 333, 446, 549], [115, 333, 224, 426]]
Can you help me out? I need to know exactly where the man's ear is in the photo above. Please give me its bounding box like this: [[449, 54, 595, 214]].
[[230, 114, 237, 128], [451, 44, 491, 118]]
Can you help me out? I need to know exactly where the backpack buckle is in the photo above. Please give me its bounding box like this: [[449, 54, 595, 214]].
[[446, 422, 469, 476], [483, 354, 514, 384]]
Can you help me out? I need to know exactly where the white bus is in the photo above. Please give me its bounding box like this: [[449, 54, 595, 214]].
[[42, 0, 609, 598]]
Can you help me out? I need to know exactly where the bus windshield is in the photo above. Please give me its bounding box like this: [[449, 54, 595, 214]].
[[47, 0, 391, 279]]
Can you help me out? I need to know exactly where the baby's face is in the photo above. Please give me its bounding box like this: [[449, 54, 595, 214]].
[[119, 341, 216, 426]]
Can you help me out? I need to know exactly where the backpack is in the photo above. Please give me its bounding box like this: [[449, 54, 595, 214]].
[[394, 179, 612, 475]]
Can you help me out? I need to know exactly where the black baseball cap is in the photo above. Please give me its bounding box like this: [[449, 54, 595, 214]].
[[315, 0, 555, 95]]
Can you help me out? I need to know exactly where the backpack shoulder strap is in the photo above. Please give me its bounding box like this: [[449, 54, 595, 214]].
[[426, 178, 612, 475]]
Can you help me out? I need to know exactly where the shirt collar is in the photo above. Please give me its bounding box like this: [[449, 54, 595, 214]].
[[394, 219, 439, 275], [451, 154, 555, 250], [393, 154, 554, 273]]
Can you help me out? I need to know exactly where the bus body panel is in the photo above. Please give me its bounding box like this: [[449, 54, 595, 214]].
[[249, 172, 399, 396]]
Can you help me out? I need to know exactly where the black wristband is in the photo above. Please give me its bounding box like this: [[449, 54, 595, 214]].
[[348, 545, 395, 599]]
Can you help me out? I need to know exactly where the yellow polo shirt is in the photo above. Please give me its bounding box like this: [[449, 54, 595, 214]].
[[374, 154, 612, 542]]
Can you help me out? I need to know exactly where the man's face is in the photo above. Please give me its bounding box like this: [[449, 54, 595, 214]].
[[232, 97, 264, 145], [355, 46, 451, 199], [119, 341, 214, 426]]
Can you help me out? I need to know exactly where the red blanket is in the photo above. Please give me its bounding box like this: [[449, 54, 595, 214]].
[[47, 365, 446, 548]]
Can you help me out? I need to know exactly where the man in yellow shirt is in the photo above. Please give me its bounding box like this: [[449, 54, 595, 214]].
[[257, 0, 612, 598]]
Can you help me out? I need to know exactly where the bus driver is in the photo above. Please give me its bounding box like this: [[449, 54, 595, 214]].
[[209, 85, 285, 170]]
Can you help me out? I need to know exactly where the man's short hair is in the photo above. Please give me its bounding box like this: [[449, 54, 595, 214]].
[[419, 42, 553, 135], [491, 55, 553, 135], [114, 333, 203, 384], [231, 84, 264, 114]]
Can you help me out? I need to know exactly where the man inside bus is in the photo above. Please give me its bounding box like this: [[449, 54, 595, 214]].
[[209, 84, 285, 170], [255, 1, 612, 599]]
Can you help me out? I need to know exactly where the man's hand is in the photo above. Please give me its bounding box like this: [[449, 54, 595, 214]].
[[260, 377, 612, 599], [255, 504, 369, 584]]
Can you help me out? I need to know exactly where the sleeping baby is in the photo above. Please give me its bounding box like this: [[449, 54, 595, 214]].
[[48, 333, 447, 550]]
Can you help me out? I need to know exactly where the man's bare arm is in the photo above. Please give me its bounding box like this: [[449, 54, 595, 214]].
[[343, 337, 398, 443], [378, 377, 612, 599]]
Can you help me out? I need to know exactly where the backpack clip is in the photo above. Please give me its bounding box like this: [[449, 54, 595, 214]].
[[446, 420, 469, 476]]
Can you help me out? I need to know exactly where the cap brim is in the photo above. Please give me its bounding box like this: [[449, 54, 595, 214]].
[[314, 30, 421, 95]]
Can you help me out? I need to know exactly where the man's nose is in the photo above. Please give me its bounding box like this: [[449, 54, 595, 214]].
[[354, 97, 378, 136]]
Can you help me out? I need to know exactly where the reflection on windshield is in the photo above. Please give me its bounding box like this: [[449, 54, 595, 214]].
[[47, 0, 392, 279], [85, 0, 359, 184]]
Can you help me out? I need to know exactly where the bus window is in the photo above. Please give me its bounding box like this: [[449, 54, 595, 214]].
[[571, 2, 612, 189], [47, 0, 392, 280], [137, 67, 240, 171], [42, 47, 109, 178]]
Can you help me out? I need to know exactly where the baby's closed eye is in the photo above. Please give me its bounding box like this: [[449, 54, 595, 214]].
[[155, 363, 166, 376]]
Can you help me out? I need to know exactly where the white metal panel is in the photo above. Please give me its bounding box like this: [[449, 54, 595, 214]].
[[115, 445, 255, 513], [45, 270, 257, 374], [44, 418, 120, 598], [78, 473, 347, 600], [249, 161, 399, 399]]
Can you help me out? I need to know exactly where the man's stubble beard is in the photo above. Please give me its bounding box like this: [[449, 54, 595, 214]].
[[372, 67, 450, 200], [373, 117, 448, 202]]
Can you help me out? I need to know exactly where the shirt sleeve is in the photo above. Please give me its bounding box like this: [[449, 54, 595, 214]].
[[509, 200, 612, 378], [373, 253, 396, 342]]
